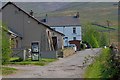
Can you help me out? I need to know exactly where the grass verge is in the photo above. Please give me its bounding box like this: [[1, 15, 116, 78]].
[[2, 67, 17, 75], [84, 48, 118, 78], [7, 57, 57, 66]]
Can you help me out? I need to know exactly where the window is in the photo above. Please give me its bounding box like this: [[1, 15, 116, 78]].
[[52, 28, 56, 30], [73, 37, 76, 40], [64, 37, 68, 39], [48, 31, 50, 36], [73, 27, 76, 33]]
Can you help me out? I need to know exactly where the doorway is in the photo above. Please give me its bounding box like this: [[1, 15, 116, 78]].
[[52, 37, 57, 50]]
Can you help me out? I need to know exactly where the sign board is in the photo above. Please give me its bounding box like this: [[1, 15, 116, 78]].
[[31, 41, 40, 61]]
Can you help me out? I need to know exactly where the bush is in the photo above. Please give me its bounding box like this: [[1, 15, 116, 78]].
[[83, 23, 108, 48], [84, 48, 119, 78], [100, 33, 109, 47], [2, 26, 12, 64]]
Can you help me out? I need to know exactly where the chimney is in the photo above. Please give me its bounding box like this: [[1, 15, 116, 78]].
[[29, 10, 33, 16], [74, 12, 79, 18], [42, 14, 48, 22]]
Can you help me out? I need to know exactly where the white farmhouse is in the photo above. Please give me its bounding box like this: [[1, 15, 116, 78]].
[[37, 12, 82, 50]]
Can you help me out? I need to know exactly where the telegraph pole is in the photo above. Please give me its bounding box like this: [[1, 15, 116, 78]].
[[107, 20, 110, 46]]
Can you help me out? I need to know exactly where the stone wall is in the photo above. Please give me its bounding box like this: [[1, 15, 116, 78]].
[[58, 48, 75, 58]]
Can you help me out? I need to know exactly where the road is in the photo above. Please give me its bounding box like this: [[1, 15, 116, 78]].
[[3, 48, 101, 78]]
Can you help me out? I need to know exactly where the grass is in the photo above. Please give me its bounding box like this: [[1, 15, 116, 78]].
[[2, 67, 17, 75], [2, 58, 57, 75], [84, 48, 118, 78], [7, 57, 57, 66]]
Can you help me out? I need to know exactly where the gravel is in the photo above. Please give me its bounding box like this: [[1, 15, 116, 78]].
[[3, 48, 101, 78]]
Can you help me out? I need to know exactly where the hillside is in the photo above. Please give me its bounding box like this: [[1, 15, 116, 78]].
[[2, 2, 70, 15], [51, 2, 118, 26], [2, 2, 118, 26]]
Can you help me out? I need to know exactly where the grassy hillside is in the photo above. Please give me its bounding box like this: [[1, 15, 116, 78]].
[[50, 2, 118, 26], [2, 2, 69, 15], [2, 2, 118, 26]]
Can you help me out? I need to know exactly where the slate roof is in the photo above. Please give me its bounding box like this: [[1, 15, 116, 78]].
[[2, 26, 23, 38], [37, 16, 81, 27], [1, 2, 65, 36], [8, 29, 23, 38]]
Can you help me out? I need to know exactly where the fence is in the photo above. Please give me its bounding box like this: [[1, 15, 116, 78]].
[[12, 48, 30, 60], [11, 48, 75, 59]]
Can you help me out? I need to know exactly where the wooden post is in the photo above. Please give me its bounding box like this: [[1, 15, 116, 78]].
[[23, 49, 26, 61], [107, 20, 110, 46]]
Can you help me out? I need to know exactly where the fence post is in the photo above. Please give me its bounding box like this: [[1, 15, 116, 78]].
[[23, 49, 26, 61]]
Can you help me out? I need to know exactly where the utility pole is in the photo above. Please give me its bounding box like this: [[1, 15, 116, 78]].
[[106, 20, 110, 46]]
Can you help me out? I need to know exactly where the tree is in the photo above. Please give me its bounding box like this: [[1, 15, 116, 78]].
[[100, 32, 108, 47], [2, 25, 12, 64], [83, 23, 108, 48]]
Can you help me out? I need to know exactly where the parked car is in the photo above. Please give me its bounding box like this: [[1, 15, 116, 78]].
[[82, 41, 91, 49], [68, 44, 77, 51]]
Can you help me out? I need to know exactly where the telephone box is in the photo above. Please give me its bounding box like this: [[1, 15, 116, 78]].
[[31, 41, 40, 61]]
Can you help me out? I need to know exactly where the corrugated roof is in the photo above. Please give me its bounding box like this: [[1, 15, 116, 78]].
[[37, 16, 81, 27]]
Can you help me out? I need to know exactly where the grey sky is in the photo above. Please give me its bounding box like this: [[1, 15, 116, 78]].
[[1, 0, 119, 2]]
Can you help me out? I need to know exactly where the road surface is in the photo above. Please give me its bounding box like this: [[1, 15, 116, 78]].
[[3, 48, 101, 78]]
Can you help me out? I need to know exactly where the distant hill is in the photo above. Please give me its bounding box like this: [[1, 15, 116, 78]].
[[2, 2, 118, 26], [52, 2, 118, 26], [2, 2, 69, 15]]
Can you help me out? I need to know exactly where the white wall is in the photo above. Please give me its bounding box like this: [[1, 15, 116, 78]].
[[51, 26, 82, 46]]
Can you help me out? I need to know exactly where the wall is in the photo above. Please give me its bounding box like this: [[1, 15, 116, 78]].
[[2, 4, 50, 52], [51, 26, 82, 46], [50, 30, 64, 50], [58, 48, 75, 58], [40, 51, 57, 58]]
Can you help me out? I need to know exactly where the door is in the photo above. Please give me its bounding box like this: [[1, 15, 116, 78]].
[[52, 37, 57, 50]]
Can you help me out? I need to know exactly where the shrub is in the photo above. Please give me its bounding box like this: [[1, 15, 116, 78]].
[[83, 23, 108, 48], [2, 26, 12, 64], [100, 33, 109, 47], [84, 48, 119, 78]]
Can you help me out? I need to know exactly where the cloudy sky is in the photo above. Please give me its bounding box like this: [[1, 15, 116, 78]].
[[0, 0, 119, 2]]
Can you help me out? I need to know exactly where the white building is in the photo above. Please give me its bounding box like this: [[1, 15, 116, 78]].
[[38, 12, 82, 47]]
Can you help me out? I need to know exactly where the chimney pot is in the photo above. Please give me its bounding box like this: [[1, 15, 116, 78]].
[[30, 10, 33, 16], [44, 14, 48, 22], [74, 12, 79, 18]]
